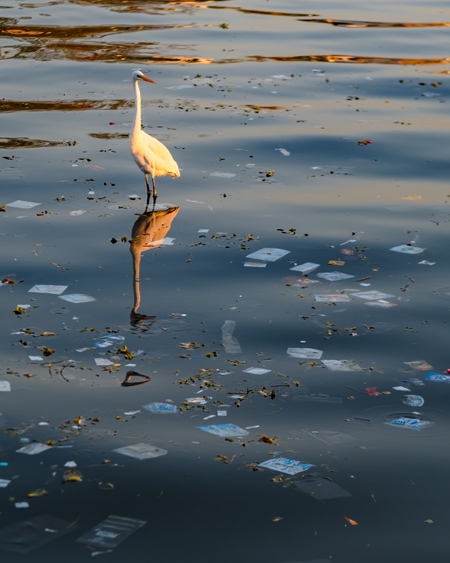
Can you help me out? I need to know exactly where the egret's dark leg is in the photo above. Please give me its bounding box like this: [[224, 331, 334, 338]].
[[145, 191, 150, 212], [152, 176, 158, 207], [144, 174, 151, 195]]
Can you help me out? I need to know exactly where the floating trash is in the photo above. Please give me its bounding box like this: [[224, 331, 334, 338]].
[[16, 443, 52, 455], [243, 367, 271, 375], [244, 261, 267, 268], [423, 372, 450, 383], [246, 248, 290, 262], [287, 347, 323, 360], [143, 402, 178, 414], [364, 300, 397, 308], [290, 262, 320, 274], [321, 359, 362, 371], [185, 397, 207, 405], [259, 458, 315, 475], [275, 148, 290, 156], [7, 200, 41, 209], [384, 414, 432, 431], [402, 395, 424, 407], [316, 272, 355, 281], [314, 294, 350, 303], [0, 381, 11, 392], [68, 210, 86, 216], [197, 424, 249, 437], [58, 294, 96, 303], [210, 172, 236, 178], [28, 284, 68, 295], [390, 245, 424, 254], [77, 515, 147, 550], [222, 320, 242, 354], [113, 443, 167, 460], [351, 290, 395, 300], [94, 358, 114, 367]]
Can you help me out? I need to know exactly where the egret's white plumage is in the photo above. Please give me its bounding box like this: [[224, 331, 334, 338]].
[[130, 70, 180, 204]]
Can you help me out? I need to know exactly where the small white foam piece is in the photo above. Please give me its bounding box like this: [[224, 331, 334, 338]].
[[64, 461, 77, 468]]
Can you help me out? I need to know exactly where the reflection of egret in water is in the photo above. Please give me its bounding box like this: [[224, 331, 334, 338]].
[[129, 203, 180, 327]]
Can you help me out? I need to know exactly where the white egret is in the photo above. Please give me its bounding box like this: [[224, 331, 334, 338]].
[[130, 70, 180, 205]]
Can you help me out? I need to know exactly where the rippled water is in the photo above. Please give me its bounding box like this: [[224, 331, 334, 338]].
[[0, 0, 450, 561]]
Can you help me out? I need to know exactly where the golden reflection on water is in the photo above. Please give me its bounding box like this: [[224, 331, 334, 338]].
[[249, 54, 450, 66], [0, 100, 132, 112], [300, 18, 450, 28], [0, 137, 73, 149]]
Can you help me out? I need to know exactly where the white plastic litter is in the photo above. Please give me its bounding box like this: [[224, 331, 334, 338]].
[[7, 200, 41, 209], [58, 294, 96, 303], [246, 248, 290, 262], [290, 262, 320, 274], [29, 285, 68, 295]]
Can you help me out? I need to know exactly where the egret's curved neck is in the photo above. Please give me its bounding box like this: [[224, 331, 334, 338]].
[[132, 78, 142, 136]]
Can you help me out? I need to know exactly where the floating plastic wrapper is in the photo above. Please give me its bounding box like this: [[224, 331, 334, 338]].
[[402, 395, 424, 407], [113, 443, 168, 460], [384, 416, 432, 431], [258, 458, 315, 475], [197, 424, 249, 437], [77, 515, 146, 550], [246, 248, 290, 262], [143, 402, 178, 414], [423, 372, 450, 383], [221, 320, 242, 354]]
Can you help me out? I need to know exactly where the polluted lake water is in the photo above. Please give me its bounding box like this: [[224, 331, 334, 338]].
[[1, 0, 450, 561]]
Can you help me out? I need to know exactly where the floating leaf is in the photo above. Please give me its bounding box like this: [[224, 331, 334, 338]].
[[13, 306, 27, 315], [62, 469, 83, 483], [28, 488, 49, 498]]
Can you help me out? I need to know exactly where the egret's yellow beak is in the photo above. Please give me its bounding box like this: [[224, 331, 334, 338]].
[[141, 75, 157, 84]]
